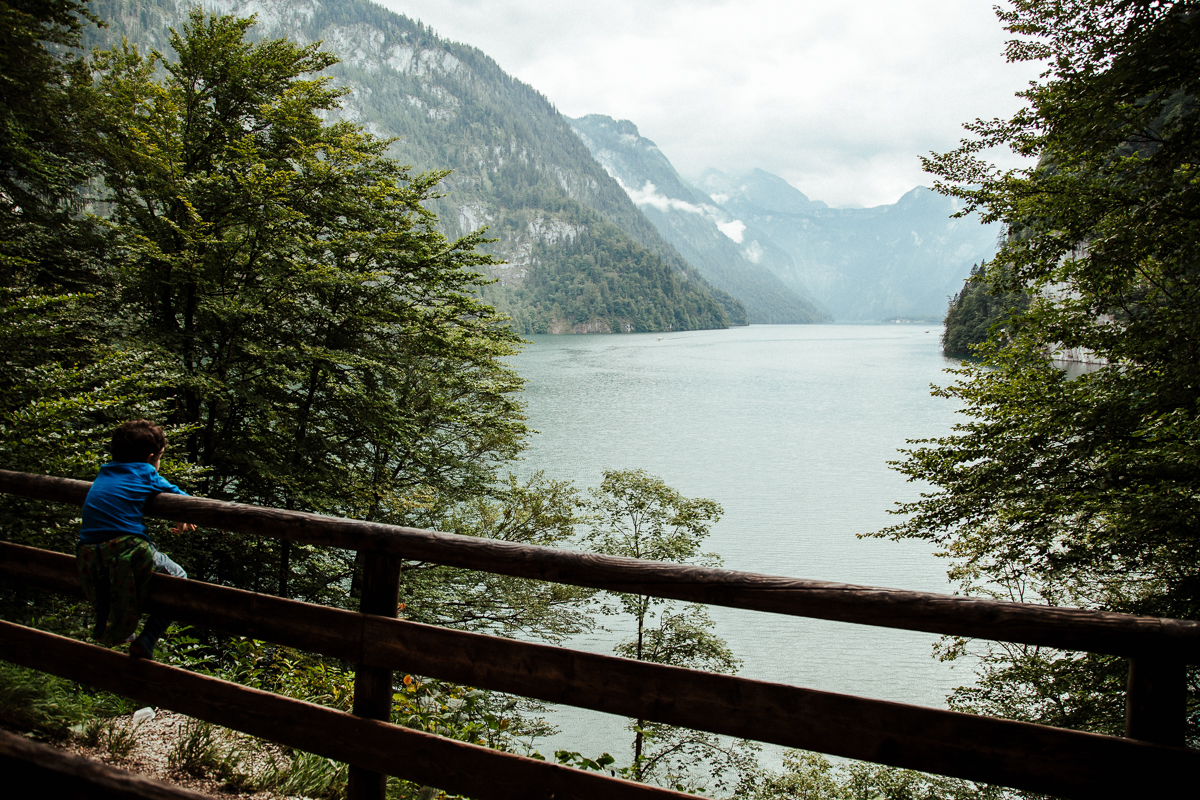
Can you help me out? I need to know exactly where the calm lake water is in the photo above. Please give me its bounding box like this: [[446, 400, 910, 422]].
[[509, 324, 971, 761]]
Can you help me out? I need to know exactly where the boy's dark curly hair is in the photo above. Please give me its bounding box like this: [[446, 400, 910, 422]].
[[110, 419, 167, 463]]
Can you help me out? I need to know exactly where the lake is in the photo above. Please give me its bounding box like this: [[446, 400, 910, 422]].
[[509, 323, 972, 762]]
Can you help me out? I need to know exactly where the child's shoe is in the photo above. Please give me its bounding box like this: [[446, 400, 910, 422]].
[[129, 635, 155, 660]]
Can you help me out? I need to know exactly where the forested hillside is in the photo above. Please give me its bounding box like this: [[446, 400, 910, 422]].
[[83, 0, 744, 333], [941, 264, 1029, 357]]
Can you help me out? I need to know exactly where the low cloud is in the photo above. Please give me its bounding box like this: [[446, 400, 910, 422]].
[[378, 0, 1042, 208], [742, 240, 764, 262], [622, 180, 708, 215], [618, 178, 746, 243], [717, 220, 746, 243]]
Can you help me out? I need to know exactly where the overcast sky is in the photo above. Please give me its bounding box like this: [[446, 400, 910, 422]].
[[374, 0, 1043, 208]]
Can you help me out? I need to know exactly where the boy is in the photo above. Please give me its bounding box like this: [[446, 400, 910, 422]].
[[77, 419, 195, 660]]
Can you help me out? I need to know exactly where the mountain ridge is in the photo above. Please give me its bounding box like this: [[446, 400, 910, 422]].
[[698, 168, 1001, 320], [83, 0, 747, 333], [566, 111, 999, 322], [569, 114, 831, 324]]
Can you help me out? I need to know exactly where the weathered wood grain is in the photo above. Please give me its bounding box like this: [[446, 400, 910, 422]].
[[349, 553, 403, 800], [0, 729, 216, 800], [1126, 656, 1187, 746], [0, 621, 695, 800], [3, 544, 1195, 799], [2, 470, 1196, 659]]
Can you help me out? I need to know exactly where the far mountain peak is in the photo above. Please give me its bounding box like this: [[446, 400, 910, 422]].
[[572, 130, 1000, 321]]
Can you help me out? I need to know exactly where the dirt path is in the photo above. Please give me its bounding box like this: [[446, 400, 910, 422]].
[[19, 709, 300, 799]]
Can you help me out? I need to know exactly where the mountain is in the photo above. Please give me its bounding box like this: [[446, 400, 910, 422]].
[[699, 169, 1001, 321], [82, 0, 746, 333], [568, 115, 830, 324]]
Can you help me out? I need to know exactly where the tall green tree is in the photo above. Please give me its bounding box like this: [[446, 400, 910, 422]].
[[749, 751, 1001, 800], [584, 469, 757, 794], [87, 11, 530, 601], [878, 0, 1200, 743], [0, 0, 178, 554]]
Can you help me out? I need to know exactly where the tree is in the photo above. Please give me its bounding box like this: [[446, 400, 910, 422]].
[[400, 471, 594, 643], [878, 0, 1200, 743], [0, 0, 183, 557], [749, 751, 1000, 800], [87, 11, 530, 601], [584, 470, 757, 794]]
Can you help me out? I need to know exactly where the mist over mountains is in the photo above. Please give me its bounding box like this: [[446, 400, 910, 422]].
[[87, 0, 997, 328], [699, 170, 1001, 321], [571, 116, 1000, 322], [569, 115, 830, 324]]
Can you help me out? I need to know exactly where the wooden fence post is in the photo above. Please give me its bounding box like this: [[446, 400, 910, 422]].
[[1125, 655, 1187, 747], [348, 552, 403, 800]]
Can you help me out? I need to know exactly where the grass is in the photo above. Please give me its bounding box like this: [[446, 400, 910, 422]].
[[0, 661, 90, 738], [167, 718, 259, 790], [256, 749, 348, 798], [0, 661, 136, 739], [165, 717, 350, 797]]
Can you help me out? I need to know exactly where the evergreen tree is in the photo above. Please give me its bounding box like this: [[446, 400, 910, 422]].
[[941, 263, 1029, 357]]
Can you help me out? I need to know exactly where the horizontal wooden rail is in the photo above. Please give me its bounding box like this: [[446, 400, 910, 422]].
[[0, 728, 215, 800], [0, 621, 693, 800], [4, 468, 1198, 660], [2, 543, 1195, 799]]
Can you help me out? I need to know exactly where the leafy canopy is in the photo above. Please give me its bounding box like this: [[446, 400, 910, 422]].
[[584, 470, 756, 794], [880, 0, 1200, 742], [76, 10, 533, 601]]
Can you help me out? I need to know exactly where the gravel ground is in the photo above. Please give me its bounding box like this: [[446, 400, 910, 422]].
[[50, 709, 303, 799]]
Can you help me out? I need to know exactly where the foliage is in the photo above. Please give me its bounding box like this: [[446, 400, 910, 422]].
[[400, 472, 594, 643], [165, 629, 552, 754], [164, 715, 341, 796], [583, 469, 757, 794], [0, 0, 180, 567], [82, 0, 746, 334], [259, 749, 348, 799], [168, 718, 235, 777], [941, 264, 1029, 357], [511, 213, 731, 333], [61, 9, 528, 603], [0, 0, 99, 251], [750, 751, 1005, 800], [98, 716, 140, 758], [879, 0, 1200, 743], [0, 661, 88, 738], [0, 660, 134, 740]]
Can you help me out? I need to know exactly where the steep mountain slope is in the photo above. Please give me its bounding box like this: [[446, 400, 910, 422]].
[[569, 115, 830, 324], [84, 0, 746, 333], [700, 169, 1001, 321]]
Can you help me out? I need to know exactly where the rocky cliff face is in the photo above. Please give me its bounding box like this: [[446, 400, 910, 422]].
[[569, 115, 830, 324], [84, 0, 745, 333], [699, 169, 1001, 321]]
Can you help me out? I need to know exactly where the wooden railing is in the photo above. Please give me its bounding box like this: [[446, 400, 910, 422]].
[[0, 469, 1197, 800]]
